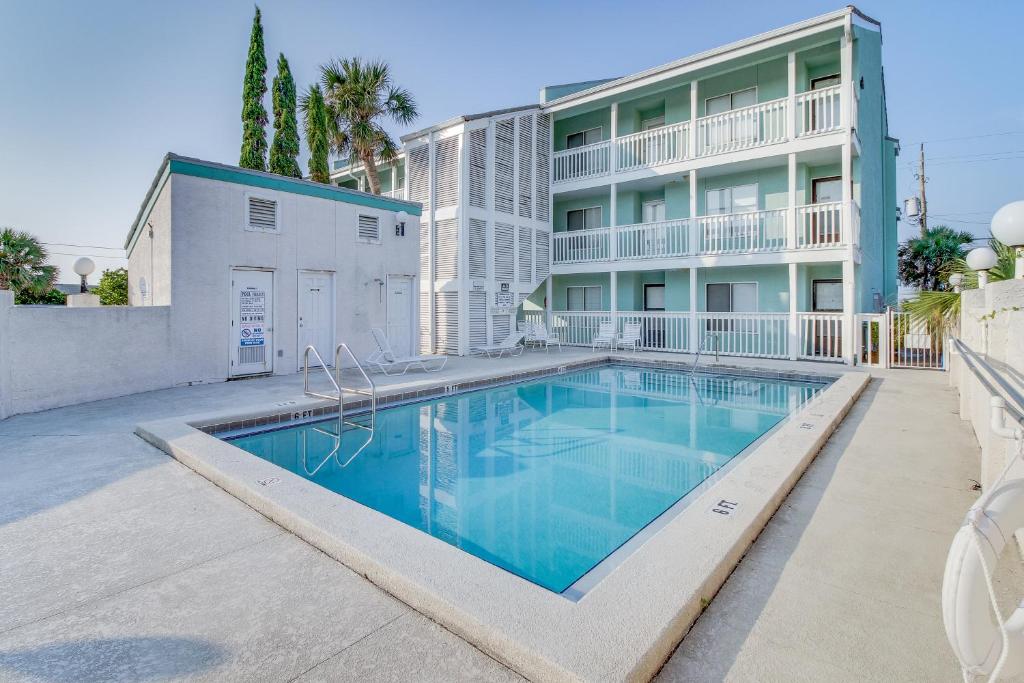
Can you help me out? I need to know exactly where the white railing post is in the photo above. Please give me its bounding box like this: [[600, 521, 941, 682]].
[[688, 169, 698, 254], [690, 80, 699, 157], [610, 271, 618, 336], [609, 183, 618, 261], [788, 263, 799, 360], [842, 258, 855, 364], [610, 102, 618, 175], [689, 267, 698, 353]]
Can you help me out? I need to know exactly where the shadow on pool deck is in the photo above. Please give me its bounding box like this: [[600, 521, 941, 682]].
[[0, 637, 226, 682]]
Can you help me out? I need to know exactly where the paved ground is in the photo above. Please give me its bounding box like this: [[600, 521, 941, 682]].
[[0, 352, 1012, 681]]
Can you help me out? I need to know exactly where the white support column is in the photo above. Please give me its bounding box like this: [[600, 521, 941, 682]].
[[391, 165, 398, 197], [689, 80, 699, 158], [689, 267, 698, 353], [787, 152, 798, 250], [609, 182, 618, 261], [610, 102, 618, 174], [840, 27, 853, 130], [427, 131, 437, 353], [788, 262, 799, 361], [610, 270, 618, 333], [842, 141, 854, 249], [688, 169, 698, 254], [545, 275, 553, 327], [842, 258, 856, 364], [787, 51, 797, 140]]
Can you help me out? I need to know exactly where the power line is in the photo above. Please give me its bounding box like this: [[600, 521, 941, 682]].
[[926, 148, 1024, 162], [42, 241, 124, 251], [927, 155, 1024, 167], [48, 252, 126, 260], [900, 130, 1024, 147]]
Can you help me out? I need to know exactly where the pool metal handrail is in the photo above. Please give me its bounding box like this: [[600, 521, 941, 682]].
[[690, 332, 720, 375], [950, 337, 1024, 438], [301, 343, 378, 468]]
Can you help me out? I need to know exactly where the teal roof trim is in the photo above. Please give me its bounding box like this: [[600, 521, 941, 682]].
[[125, 153, 421, 254]]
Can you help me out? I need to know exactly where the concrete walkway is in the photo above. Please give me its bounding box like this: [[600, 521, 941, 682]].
[[0, 356, 1011, 681]]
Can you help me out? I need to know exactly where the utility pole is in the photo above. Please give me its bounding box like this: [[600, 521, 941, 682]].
[[918, 143, 928, 237]]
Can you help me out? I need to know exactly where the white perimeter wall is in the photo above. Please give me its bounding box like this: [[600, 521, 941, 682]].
[[949, 279, 1024, 489], [0, 291, 174, 417]]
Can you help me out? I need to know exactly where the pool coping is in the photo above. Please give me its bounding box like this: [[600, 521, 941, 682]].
[[135, 355, 868, 682]]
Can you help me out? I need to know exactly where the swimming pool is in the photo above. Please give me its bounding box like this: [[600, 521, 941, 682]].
[[225, 364, 825, 593]]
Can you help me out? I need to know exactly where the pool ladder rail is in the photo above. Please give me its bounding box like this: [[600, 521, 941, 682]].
[[690, 333, 720, 376], [302, 344, 377, 469]]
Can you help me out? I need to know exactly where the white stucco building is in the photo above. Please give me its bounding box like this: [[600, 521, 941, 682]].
[[125, 154, 422, 384]]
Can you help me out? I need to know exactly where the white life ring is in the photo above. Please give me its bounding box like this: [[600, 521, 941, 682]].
[[943, 478, 1024, 677]]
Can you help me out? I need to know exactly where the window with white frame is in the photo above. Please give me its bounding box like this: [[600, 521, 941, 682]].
[[357, 214, 381, 243], [705, 87, 757, 115], [706, 282, 757, 332], [706, 184, 758, 240], [566, 285, 602, 311], [566, 127, 602, 149], [704, 87, 758, 146], [566, 206, 602, 231], [245, 194, 279, 232]]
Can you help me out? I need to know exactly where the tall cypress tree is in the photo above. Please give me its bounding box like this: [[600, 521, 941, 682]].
[[239, 6, 268, 170], [269, 53, 301, 177], [300, 84, 330, 183]]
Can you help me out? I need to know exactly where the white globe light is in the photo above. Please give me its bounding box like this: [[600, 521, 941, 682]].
[[72, 257, 96, 277], [949, 273, 963, 286], [991, 201, 1024, 247], [395, 210, 410, 224], [966, 246, 998, 271]]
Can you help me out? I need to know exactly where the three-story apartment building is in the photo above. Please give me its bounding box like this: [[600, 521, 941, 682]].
[[331, 6, 898, 364]]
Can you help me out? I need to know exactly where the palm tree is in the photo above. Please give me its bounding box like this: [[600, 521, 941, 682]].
[[319, 58, 417, 195], [0, 228, 56, 295], [904, 238, 1015, 337], [897, 225, 974, 292]]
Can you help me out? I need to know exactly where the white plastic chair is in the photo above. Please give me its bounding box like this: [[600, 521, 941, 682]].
[[617, 322, 642, 353], [474, 330, 526, 358], [592, 321, 616, 351], [531, 322, 561, 353]]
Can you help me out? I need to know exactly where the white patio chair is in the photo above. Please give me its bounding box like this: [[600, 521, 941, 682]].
[[617, 322, 642, 353], [473, 330, 526, 358], [592, 321, 616, 352], [531, 322, 561, 353], [365, 328, 448, 376]]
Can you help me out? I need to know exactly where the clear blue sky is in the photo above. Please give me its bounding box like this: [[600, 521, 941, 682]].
[[1, 0, 1021, 283]]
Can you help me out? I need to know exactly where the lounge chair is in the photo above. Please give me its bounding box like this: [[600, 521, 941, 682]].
[[530, 321, 561, 352], [617, 322, 642, 353], [474, 330, 526, 358], [592, 321, 616, 351], [366, 328, 448, 375]]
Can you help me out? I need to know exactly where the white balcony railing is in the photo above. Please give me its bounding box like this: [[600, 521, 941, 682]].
[[797, 313, 844, 362], [696, 312, 790, 358], [697, 98, 788, 157], [616, 122, 690, 172], [551, 202, 855, 265], [616, 219, 691, 260], [796, 201, 843, 248], [615, 311, 691, 352], [552, 227, 611, 264], [796, 85, 842, 137], [382, 188, 405, 199], [698, 208, 787, 254], [552, 140, 612, 183]]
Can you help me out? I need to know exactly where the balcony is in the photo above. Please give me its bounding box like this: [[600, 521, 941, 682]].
[[382, 188, 405, 200], [551, 201, 855, 265], [551, 85, 845, 184]]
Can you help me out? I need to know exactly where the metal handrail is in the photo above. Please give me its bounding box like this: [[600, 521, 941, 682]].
[[690, 333, 720, 375], [334, 343, 376, 436], [951, 338, 1024, 432], [304, 345, 343, 414]]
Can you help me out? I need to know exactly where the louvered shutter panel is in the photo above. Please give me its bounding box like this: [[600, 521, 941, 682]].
[[535, 114, 551, 221], [492, 314, 511, 344], [435, 292, 460, 355], [535, 230, 549, 280], [434, 218, 459, 279], [419, 217, 430, 281], [358, 215, 380, 241], [468, 129, 487, 209], [518, 225, 533, 283], [494, 222, 514, 280], [469, 291, 487, 349], [518, 114, 533, 219], [247, 197, 277, 231], [434, 135, 460, 208], [494, 119, 514, 215], [407, 145, 430, 209], [419, 295, 432, 354], [468, 218, 486, 278]]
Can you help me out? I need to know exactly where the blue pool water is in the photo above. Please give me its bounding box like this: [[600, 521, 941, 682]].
[[226, 365, 824, 593]]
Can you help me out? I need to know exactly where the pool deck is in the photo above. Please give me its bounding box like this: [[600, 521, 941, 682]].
[[0, 349, 1016, 681]]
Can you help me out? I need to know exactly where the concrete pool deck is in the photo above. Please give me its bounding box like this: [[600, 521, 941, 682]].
[[0, 349, 1016, 681]]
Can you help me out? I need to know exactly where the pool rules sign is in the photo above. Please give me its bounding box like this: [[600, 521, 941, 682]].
[[231, 270, 273, 375]]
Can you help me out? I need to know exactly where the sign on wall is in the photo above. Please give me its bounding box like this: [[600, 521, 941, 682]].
[[239, 287, 266, 347]]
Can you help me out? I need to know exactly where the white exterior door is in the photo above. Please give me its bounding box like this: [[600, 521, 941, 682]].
[[230, 269, 273, 377], [298, 271, 335, 368], [386, 276, 414, 357]]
